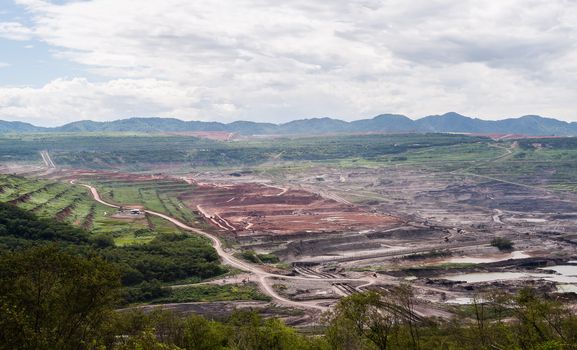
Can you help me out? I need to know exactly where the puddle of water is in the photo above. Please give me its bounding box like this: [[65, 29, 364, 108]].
[[443, 296, 489, 305], [557, 284, 577, 293], [443, 272, 531, 283], [306, 246, 407, 262], [444, 297, 474, 305], [542, 274, 577, 283], [441, 264, 577, 294], [511, 218, 548, 223], [443, 271, 577, 284], [539, 265, 577, 276], [447, 251, 529, 264]]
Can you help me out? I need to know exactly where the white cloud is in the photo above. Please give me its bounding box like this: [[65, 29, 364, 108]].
[[1, 0, 577, 123], [0, 21, 34, 41], [0, 62, 9, 68], [0, 78, 214, 126]]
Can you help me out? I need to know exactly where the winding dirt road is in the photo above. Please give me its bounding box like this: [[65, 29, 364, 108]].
[[77, 182, 378, 311]]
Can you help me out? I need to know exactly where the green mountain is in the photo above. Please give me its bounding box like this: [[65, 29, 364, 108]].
[[0, 120, 46, 133], [1, 113, 576, 136]]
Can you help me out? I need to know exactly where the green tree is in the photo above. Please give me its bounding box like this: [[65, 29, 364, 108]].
[[181, 314, 228, 350], [0, 244, 121, 350], [511, 288, 576, 349], [112, 329, 181, 350], [325, 286, 424, 350], [490, 237, 514, 251], [228, 310, 326, 350], [325, 291, 396, 350]]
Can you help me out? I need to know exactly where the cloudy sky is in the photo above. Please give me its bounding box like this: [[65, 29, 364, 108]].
[[0, 0, 576, 126]]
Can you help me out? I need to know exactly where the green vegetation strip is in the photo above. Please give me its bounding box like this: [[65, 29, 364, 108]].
[[0, 175, 193, 245], [154, 283, 271, 303]]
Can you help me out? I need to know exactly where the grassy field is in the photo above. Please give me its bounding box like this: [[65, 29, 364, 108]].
[[295, 137, 577, 193], [312, 142, 506, 171], [0, 174, 187, 245], [85, 178, 201, 225], [0, 132, 490, 169], [459, 140, 577, 191]]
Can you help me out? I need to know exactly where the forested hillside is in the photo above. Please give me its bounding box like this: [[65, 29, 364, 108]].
[[0, 203, 225, 303], [0, 133, 488, 168], [2, 112, 577, 136]]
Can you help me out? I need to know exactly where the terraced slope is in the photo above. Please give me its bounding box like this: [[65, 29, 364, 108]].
[[0, 175, 184, 245]]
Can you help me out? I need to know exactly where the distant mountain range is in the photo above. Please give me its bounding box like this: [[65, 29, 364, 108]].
[[1, 112, 577, 136]]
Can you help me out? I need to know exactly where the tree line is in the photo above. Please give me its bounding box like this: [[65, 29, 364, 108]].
[[0, 202, 225, 303], [2, 244, 577, 349]]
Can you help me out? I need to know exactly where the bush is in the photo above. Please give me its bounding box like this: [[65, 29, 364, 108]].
[[239, 250, 260, 263], [238, 250, 279, 264], [258, 253, 280, 264], [124, 279, 171, 303], [491, 237, 514, 251], [91, 234, 115, 248]]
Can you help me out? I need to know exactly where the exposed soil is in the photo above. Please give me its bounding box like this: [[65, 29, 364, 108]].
[[81, 204, 95, 230], [146, 213, 157, 230], [163, 131, 239, 141], [8, 192, 31, 204], [55, 205, 75, 221], [179, 182, 400, 236], [426, 181, 577, 213], [46, 168, 173, 183]]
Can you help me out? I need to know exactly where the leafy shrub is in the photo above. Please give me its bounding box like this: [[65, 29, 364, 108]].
[[258, 253, 280, 264], [491, 237, 514, 251], [238, 250, 279, 264]]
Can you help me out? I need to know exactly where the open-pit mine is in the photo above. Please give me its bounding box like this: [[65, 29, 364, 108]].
[[181, 182, 400, 235], [2, 133, 577, 327]]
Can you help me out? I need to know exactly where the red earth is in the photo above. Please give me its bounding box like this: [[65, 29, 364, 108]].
[[179, 182, 401, 236]]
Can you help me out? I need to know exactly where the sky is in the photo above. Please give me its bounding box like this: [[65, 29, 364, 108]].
[[0, 0, 576, 126]]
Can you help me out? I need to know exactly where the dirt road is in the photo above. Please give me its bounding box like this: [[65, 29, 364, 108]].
[[78, 183, 380, 311], [40, 150, 56, 168]]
